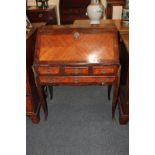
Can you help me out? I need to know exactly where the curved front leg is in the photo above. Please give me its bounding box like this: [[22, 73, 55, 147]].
[[36, 84, 48, 120], [108, 85, 112, 100], [112, 66, 121, 120]]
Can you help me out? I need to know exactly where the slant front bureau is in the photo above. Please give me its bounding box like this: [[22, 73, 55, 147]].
[[33, 25, 120, 121]]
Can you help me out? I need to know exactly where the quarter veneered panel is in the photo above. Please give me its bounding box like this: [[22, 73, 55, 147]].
[[92, 66, 116, 75], [36, 28, 118, 64], [37, 66, 60, 75]]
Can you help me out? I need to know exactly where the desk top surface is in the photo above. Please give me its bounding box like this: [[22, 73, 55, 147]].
[[74, 19, 129, 32]]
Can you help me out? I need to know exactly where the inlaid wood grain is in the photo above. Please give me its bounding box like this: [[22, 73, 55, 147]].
[[38, 76, 115, 85], [64, 67, 88, 75], [35, 27, 119, 65], [37, 66, 60, 75]]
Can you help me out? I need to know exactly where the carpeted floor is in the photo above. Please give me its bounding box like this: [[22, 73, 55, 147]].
[[26, 86, 129, 155]]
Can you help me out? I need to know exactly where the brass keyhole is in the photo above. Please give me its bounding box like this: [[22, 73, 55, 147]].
[[73, 32, 80, 39], [38, 13, 43, 18], [102, 69, 106, 74]]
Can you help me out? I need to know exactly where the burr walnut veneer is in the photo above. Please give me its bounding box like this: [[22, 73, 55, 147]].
[[33, 25, 120, 120]]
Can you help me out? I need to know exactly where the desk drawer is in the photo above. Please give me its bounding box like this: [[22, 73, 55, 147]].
[[37, 66, 60, 75], [27, 10, 54, 23], [64, 67, 88, 75], [92, 66, 116, 75], [39, 76, 115, 85]]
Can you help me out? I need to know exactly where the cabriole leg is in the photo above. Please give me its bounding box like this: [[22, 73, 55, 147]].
[[37, 84, 48, 120], [112, 67, 121, 120]]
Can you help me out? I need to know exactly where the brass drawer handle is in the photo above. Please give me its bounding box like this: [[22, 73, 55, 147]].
[[38, 13, 43, 18], [74, 68, 79, 74], [105, 77, 109, 82], [74, 78, 79, 83], [102, 69, 106, 74], [47, 77, 55, 83], [47, 67, 50, 73]]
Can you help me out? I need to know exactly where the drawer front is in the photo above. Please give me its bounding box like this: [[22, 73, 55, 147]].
[[37, 66, 60, 75], [64, 67, 88, 75], [27, 11, 54, 22], [92, 66, 116, 75], [39, 76, 115, 85], [26, 96, 33, 112]]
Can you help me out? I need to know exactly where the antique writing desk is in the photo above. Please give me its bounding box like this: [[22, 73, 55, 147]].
[[33, 25, 120, 121]]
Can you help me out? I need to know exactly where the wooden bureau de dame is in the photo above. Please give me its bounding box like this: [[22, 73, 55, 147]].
[[33, 25, 120, 121]]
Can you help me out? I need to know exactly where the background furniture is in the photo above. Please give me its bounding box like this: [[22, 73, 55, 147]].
[[114, 20, 129, 124], [106, 0, 125, 19], [33, 25, 120, 121], [119, 30, 129, 124], [60, 0, 90, 24], [26, 4, 58, 123], [26, 27, 41, 123], [26, 5, 57, 25]]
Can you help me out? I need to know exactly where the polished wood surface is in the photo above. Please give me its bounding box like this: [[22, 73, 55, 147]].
[[34, 25, 120, 121], [64, 67, 88, 75], [37, 66, 60, 75], [36, 27, 119, 64], [38, 76, 116, 85], [92, 66, 117, 75]]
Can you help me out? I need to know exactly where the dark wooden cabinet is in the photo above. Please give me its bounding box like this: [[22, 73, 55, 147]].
[[26, 28, 41, 123], [60, 0, 90, 24], [26, 5, 57, 25]]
